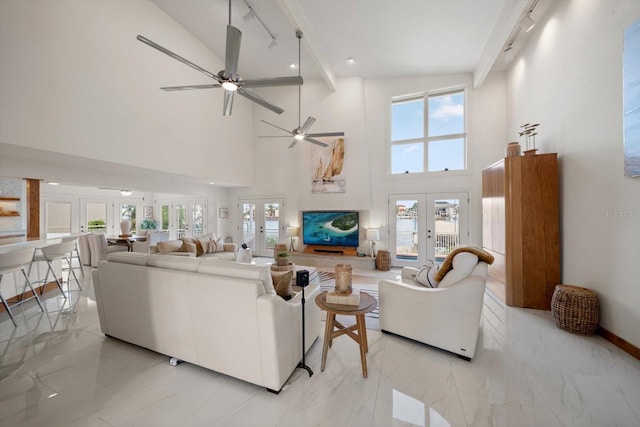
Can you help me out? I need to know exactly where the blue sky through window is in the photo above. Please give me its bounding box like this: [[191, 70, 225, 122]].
[[392, 91, 465, 173]]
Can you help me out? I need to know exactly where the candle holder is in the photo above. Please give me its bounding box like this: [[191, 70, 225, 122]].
[[334, 264, 352, 295]]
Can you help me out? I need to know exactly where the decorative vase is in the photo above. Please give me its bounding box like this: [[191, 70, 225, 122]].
[[335, 264, 352, 295], [506, 142, 521, 157], [120, 219, 131, 236], [276, 256, 289, 266]]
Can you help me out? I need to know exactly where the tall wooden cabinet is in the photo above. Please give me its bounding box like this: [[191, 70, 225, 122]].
[[482, 153, 560, 309]]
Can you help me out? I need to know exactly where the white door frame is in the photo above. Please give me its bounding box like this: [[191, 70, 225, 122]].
[[238, 198, 284, 257], [388, 192, 468, 268], [80, 198, 115, 234]]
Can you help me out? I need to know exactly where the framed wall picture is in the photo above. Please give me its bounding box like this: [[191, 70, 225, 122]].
[[219, 208, 228, 218]]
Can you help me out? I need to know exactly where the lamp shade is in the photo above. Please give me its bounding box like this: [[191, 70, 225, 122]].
[[366, 229, 380, 241], [286, 227, 298, 237]]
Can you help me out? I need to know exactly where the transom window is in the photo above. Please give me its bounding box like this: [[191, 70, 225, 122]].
[[391, 89, 466, 174]]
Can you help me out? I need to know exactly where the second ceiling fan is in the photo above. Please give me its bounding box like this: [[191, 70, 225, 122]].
[[261, 31, 345, 148], [137, 0, 301, 116]]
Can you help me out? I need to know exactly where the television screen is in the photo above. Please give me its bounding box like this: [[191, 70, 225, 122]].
[[303, 211, 359, 247]]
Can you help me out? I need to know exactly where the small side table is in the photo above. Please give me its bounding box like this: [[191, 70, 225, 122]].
[[315, 291, 377, 378]]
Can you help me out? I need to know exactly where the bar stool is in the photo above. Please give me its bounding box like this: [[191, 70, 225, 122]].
[[30, 241, 82, 296], [61, 235, 85, 278], [0, 248, 45, 327]]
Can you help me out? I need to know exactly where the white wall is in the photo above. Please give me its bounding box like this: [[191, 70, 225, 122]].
[[0, 0, 254, 187], [506, 0, 640, 347], [229, 72, 507, 252]]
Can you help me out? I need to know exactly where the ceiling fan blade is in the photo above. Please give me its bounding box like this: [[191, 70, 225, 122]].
[[288, 140, 298, 148], [137, 35, 220, 82], [223, 90, 235, 116], [160, 84, 221, 91], [307, 131, 345, 137], [261, 120, 294, 135], [239, 76, 303, 88], [238, 88, 284, 115], [224, 25, 242, 79], [304, 136, 329, 147], [300, 117, 316, 133]]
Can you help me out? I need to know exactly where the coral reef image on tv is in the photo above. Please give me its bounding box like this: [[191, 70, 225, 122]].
[[303, 211, 359, 247]]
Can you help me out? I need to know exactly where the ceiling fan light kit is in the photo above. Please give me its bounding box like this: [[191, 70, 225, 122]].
[[137, 0, 302, 116], [260, 31, 345, 148]]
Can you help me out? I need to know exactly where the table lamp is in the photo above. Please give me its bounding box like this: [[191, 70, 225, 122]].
[[286, 226, 298, 252], [366, 228, 380, 257]]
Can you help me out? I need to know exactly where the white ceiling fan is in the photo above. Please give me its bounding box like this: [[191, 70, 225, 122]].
[[260, 31, 345, 148], [136, 0, 302, 116]]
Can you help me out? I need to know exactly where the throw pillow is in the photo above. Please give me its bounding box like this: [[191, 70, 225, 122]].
[[178, 241, 197, 255], [182, 237, 205, 256], [196, 236, 211, 255], [438, 252, 478, 288], [157, 240, 182, 253], [272, 271, 293, 299], [212, 236, 226, 253], [413, 261, 440, 288]]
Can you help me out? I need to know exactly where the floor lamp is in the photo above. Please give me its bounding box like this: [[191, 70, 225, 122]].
[[366, 229, 380, 258], [296, 270, 313, 377]]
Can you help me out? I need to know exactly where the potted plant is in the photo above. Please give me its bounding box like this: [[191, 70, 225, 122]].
[[138, 218, 158, 236], [275, 250, 290, 266]]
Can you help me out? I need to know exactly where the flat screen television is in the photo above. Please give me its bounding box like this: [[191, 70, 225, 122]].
[[302, 211, 359, 247]]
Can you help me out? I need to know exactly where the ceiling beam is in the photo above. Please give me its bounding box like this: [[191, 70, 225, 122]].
[[277, 0, 336, 92], [473, 0, 529, 88]]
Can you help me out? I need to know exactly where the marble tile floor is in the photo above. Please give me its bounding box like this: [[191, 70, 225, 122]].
[[0, 267, 638, 427]]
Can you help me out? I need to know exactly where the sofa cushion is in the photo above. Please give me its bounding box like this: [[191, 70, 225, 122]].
[[106, 252, 150, 266], [147, 254, 202, 272], [438, 252, 479, 288], [414, 263, 440, 288], [197, 260, 276, 295], [181, 237, 205, 256], [209, 236, 226, 253], [157, 240, 183, 253], [272, 270, 293, 299], [180, 241, 197, 255]]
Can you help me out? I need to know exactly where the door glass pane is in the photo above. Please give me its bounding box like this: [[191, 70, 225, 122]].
[[395, 199, 418, 260], [86, 202, 107, 232], [161, 205, 170, 232], [176, 205, 186, 239], [46, 201, 71, 237], [191, 203, 203, 237], [242, 203, 256, 250], [264, 203, 279, 250], [121, 204, 137, 231], [434, 198, 460, 262]]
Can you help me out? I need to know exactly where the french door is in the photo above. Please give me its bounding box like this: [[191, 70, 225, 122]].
[[238, 198, 283, 257], [80, 199, 115, 234], [388, 192, 468, 267], [174, 201, 206, 239]]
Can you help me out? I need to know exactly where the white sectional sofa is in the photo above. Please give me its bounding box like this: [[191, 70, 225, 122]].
[[92, 252, 321, 392]]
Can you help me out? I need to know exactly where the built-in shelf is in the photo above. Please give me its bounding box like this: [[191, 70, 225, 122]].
[[0, 197, 20, 201]]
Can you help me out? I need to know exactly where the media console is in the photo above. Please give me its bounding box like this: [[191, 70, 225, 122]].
[[292, 246, 374, 270]]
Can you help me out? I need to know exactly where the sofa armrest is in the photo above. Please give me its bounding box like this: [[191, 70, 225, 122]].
[[223, 243, 237, 253], [401, 266, 420, 281]]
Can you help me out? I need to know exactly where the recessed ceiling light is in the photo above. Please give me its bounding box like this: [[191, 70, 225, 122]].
[[209, 182, 216, 185], [347, 57, 356, 64], [48, 182, 59, 185], [120, 190, 132, 196], [289, 62, 297, 69]]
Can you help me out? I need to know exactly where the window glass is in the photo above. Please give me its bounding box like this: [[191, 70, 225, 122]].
[[428, 138, 465, 172], [428, 92, 465, 137], [392, 142, 424, 174], [392, 98, 424, 141]]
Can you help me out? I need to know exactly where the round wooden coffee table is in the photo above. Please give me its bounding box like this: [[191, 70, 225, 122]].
[[315, 291, 377, 378]]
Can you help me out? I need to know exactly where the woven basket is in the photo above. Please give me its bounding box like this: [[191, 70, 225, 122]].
[[551, 285, 599, 336], [375, 250, 391, 271]]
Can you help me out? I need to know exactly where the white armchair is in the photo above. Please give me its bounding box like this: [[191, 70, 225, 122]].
[[379, 256, 488, 361]]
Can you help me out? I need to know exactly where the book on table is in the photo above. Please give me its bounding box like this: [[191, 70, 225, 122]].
[[326, 288, 360, 306]]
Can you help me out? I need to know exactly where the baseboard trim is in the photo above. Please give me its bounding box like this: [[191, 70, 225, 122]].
[[0, 281, 58, 313], [598, 326, 640, 360]]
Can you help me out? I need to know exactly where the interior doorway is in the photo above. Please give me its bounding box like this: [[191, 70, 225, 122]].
[[238, 198, 284, 257]]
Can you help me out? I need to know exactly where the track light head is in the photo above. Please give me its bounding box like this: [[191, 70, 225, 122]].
[[520, 14, 536, 32]]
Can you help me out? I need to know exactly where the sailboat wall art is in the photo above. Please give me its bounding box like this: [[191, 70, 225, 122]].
[[311, 138, 346, 193]]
